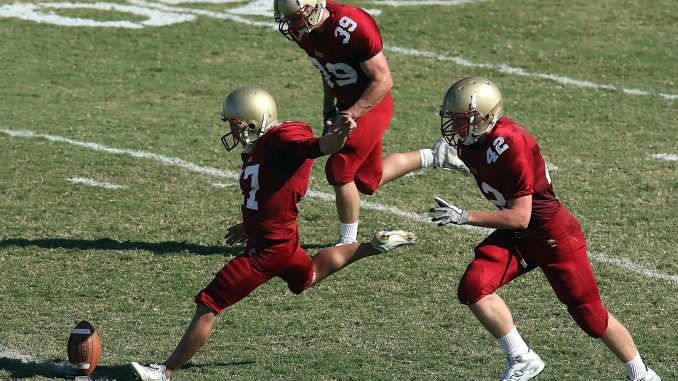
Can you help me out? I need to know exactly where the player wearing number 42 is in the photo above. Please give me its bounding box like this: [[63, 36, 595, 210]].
[[130, 86, 417, 381], [274, 0, 467, 246], [429, 76, 661, 381]]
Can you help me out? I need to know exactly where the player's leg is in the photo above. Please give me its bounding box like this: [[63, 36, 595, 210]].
[[541, 248, 659, 379], [468, 293, 515, 339], [277, 230, 416, 295], [333, 181, 361, 243], [309, 229, 417, 286], [132, 251, 279, 380], [601, 316, 661, 381], [527, 207, 660, 380], [379, 150, 424, 186], [458, 230, 543, 381], [160, 304, 216, 378], [327, 97, 392, 244], [326, 128, 384, 245], [380, 139, 470, 186], [601, 314, 638, 362], [326, 151, 373, 245]]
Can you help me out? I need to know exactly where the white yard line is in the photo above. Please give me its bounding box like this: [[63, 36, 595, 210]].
[[588, 252, 678, 284], [1, 1, 675, 100], [2, 128, 676, 284], [372, 0, 479, 6], [651, 153, 678, 161], [212, 182, 236, 188], [67, 176, 127, 189], [0, 346, 71, 377], [383, 45, 678, 101]]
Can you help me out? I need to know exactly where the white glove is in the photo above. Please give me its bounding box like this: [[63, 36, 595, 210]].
[[429, 196, 469, 226], [431, 138, 469, 174]]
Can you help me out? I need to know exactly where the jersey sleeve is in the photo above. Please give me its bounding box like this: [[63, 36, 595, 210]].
[[346, 8, 383, 61], [498, 134, 534, 200], [273, 122, 324, 159]]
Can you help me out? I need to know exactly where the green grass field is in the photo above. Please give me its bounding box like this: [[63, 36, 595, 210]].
[[0, 0, 676, 380]]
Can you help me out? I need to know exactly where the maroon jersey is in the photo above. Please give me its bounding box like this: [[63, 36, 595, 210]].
[[296, 0, 383, 109], [239, 121, 323, 249], [457, 116, 560, 225]]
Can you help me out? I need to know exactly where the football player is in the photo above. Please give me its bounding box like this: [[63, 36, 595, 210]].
[[130, 86, 417, 381], [429, 76, 661, 381], [273, 0, 467, 245]]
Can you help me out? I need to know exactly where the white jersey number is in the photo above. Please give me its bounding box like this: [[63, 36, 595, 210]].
[[334, 16, 357, 44], [309, 57, 359, 88], [241, 164, 260, 210], [476, 153, 552, 210], [486, 136, 509, 164], [481, 182, 508, 210]]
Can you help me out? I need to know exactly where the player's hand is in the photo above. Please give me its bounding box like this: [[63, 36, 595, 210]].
[[429, 196, 469, 226], [325, 112, 357, 137], [224, 223, 247, 246]]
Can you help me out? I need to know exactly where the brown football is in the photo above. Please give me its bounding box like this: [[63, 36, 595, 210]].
[[67, 320, 101, 376]]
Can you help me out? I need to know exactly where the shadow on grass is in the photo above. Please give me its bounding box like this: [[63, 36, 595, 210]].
[[96, 361, 257, 381], [0, 355, 72, 380], [0, 238, 327, 256], [0, 354, 256, 380]]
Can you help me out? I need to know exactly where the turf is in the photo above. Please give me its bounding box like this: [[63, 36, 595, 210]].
[[0, 0, 676, 380]]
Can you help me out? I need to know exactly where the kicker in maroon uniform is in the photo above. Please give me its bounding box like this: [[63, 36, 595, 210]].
[[130, 86, 419, 381]]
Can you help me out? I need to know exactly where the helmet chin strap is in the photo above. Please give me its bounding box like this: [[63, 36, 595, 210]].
[[259, 113, 268, 137], [462, 95, 478, 145], [242, 112, 271, 147]]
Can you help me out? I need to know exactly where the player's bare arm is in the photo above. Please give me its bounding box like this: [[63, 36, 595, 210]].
[[468, 195, 532, 230], [342, 51, 392, 119], [430, 194, 532, 230]]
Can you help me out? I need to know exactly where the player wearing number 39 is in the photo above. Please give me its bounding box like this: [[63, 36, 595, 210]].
[[130, 86, 417, 381], [274, 0, 466, 246], [429, 76, 661, 381]]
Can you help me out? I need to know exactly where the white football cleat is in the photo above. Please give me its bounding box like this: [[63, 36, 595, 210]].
[[131, 362, 170, 381], [370, 229, 417, 253], [431, 137, 469, 173], [629, 367, 661, 381], [500, 349, 545, 381]]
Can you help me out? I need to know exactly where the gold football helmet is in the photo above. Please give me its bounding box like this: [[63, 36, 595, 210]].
[[220, 86, 278, 151], [274, 0, 326, 42], [439, 76, 504, 146]]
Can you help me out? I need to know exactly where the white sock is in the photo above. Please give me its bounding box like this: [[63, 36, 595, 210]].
[[498, 326, 530, 357], [419, 148, 434, 168], [338, 222, 358, 243], [624, 352, 647, 380]]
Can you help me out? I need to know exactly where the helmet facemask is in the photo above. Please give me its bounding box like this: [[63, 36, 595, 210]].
[[220, 114, 270, 151]]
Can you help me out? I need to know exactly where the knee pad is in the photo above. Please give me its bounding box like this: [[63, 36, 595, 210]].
[[457, 262, 488, 305], [354, 178, 378, 195], [567, 301, 609, 338], [325, 154, 353, 186], [287, 284, 305, 295]]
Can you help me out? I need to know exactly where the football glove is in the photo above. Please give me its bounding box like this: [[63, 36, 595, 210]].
[[429, 196, 469, 226], [224, 223, 247, 246]]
